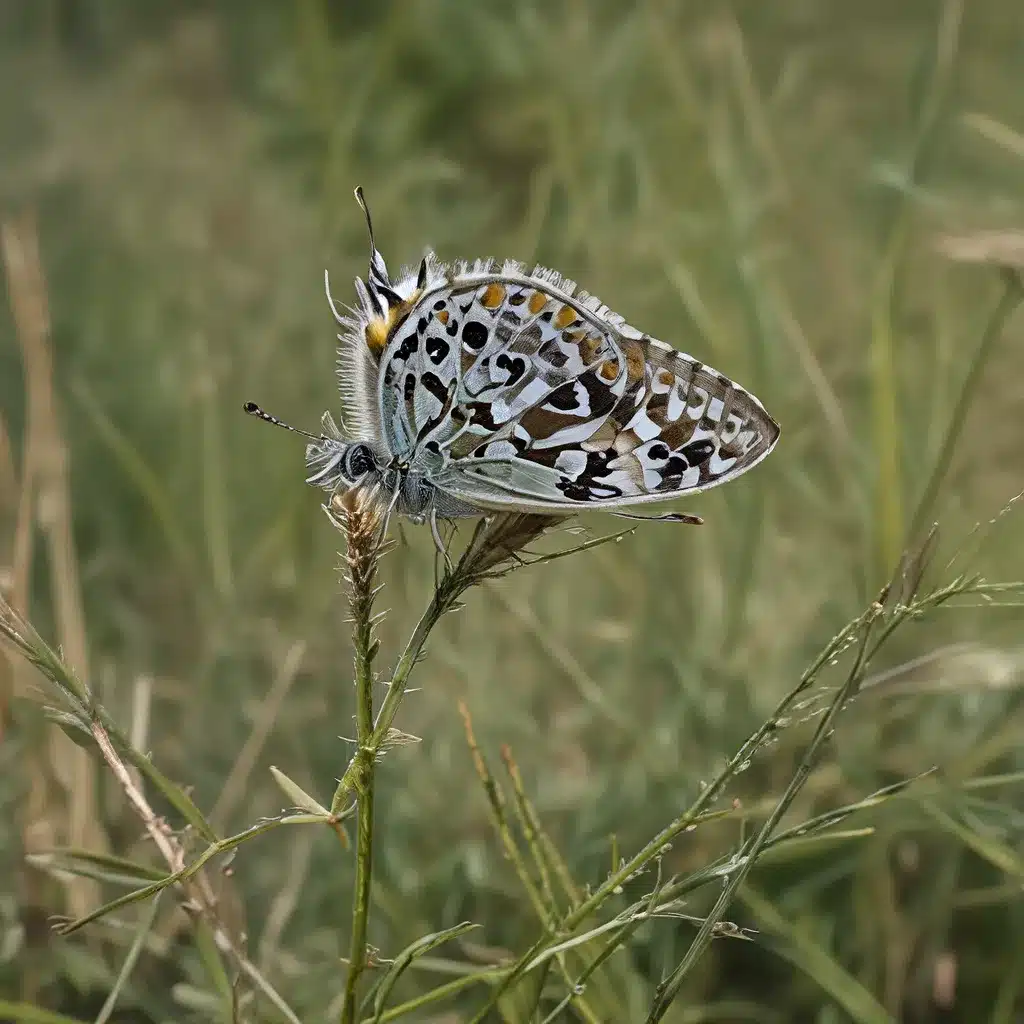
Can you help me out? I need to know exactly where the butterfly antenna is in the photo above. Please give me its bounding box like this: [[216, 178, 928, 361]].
[[243, 402, 323, 441], [353, 186, 376, 254], [354, 186, 400, 304]]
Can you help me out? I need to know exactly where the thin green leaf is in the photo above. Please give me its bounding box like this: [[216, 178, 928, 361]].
[[270, 765, 332, 818], [119, 743, 219, 844], [358, 968, 507, 1023], [29, 848, 166, 887], [55, 815, 310, 935], [919, 799, 1024, 879], [41, 707, 96, 750], [752, 827, 876, 866], [367, 922, 481, 1023]]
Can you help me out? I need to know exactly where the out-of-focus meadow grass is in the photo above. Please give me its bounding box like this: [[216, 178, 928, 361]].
[[2, 1, 1024, 1021]]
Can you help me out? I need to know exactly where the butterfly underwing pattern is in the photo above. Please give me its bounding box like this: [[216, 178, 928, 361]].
[[283, 189, 780, 537]]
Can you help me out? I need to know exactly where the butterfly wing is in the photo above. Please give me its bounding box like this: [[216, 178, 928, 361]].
[[376, 264, 779, 513]]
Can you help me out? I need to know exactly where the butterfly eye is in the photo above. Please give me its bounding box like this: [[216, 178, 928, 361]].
[[343, 443, 378, 481]]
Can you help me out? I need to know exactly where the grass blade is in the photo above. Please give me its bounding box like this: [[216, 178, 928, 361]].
[[740, 887, 893, 1024], [93, 891, 163, 1024], [908, 271, 1024, 542]]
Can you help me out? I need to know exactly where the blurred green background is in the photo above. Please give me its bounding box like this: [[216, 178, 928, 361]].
[[2, 1, 1024, 1021]]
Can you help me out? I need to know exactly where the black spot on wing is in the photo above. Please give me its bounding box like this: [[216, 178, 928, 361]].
[[495, 352, 527, 387], [421, 371, 448, 405], [679, 439, 715, 466], [466, 402, 497, 431], [463, 321, 489, 351], [396, 333, 419, 361], [664, 454, 688, 477], [545, 382, 583, 412], [544, 370, 618, 418], [556, 479, 592, 501], [425, 336, 450, 364]]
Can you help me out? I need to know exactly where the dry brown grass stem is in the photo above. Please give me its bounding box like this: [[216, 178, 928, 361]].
[[82, 712, 302, 1022], [2, 211, 106, 917]]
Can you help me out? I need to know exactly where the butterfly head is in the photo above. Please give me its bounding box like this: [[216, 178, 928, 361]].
[[304, 437, 381, 493], [243, 402, 386, 497]]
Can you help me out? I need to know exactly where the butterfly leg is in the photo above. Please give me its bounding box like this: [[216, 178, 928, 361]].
[[429, 505, 455, 576], [367, 481, 403, 563]]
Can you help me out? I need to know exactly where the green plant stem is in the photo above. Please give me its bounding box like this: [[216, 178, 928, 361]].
[[342, 782, 375, 1024], [330, 527, 485, 817], [907, 270, 1024, 543], [330, 591, 446, 815], [340, 498, 383, 1024], [329, 514, 578, 817], [870, 0, 964, 581]]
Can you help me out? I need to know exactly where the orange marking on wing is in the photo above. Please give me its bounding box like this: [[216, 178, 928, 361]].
[[657, 369, 674, 386], [554, 304, 577, 329], [365, 288, 423, 358], [481, 282, 506, 308], [528, 290, 548, 315], [599, 359, 620, 381], [436, 309, 450, 325], [624, 341, 646, 382]]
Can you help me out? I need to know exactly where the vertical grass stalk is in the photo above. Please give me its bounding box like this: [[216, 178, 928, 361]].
[[869, 0, 963, 580], [334, 491, 384, 1024], [907, 269, 1023, 542]]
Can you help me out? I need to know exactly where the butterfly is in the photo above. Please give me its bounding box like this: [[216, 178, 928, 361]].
[[246, 188, 779, 549]]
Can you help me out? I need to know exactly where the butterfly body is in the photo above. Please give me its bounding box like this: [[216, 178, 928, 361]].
[[303, 190, 780, 527]]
